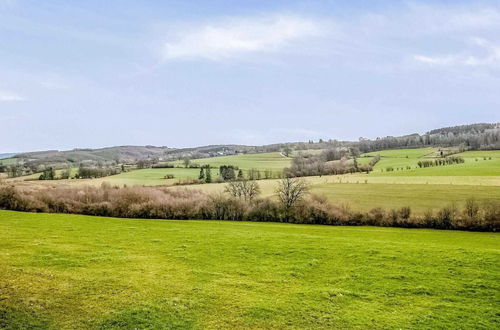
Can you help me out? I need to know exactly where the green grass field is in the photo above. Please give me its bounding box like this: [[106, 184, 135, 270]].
[[169, 178, 500, 214], [310, 183, 500, 213], [6, 147, 500, 214], [174, 152, 292, 171], [82, 167, 205, 186], [0, 157, 18, 166], [0, 210, 498, 329], [365, 149, 500, 176], [69, 152, 293, 187]]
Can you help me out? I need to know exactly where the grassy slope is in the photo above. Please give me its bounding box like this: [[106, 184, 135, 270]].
[[367, 149, 500, 176], [310, 183, 500, 212], [174, 152, 292, 171], [0, 211, 498, 329], [86, 168, 205, 186], [6, 148, 500, 213], [0, 157, 17, 166], [79, 152, 293, 186], [171, 179, 500, 214]]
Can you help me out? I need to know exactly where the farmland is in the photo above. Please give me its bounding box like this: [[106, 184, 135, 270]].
[[173, 151, 292, 171], [0, 210, 498, 329], [366, 150, 500, 176], [4, 147, 500, 215], [163, 147, 500, 214]]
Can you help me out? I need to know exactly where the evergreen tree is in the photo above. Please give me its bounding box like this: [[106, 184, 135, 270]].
[[199, 168, 205, 180], [205, 167, 212, 183], [237, 169, 244, 180]]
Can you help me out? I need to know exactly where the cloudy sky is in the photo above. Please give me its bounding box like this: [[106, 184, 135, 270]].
[[1, 0, 499, 152]]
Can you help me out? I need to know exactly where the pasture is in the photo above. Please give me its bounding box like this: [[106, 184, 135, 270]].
[[5, 147, 500, 215], [170, 178, 500, 214], [365, 149, 500, 176], [0, 157, 17, 166], [82, 167, 205, 186], [173, 152, 291, 171], [0, 210, 498, 329]]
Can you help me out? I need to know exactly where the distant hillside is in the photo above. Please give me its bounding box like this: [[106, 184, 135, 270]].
[[15, 146, 173, 165], [13, 144, 260, 168], [0, 153, 16, 160], [11, 122, 500, 169], [427, 123, 499, 135]]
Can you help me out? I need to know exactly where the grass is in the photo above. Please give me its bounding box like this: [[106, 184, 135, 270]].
[[69, 152, 293, 187], [173, 152, 292, 171], [0, 157, 17, 166], [309, 183, 500, 213], [6, 147, 500, 215], [170, 178, 500, 214], [0, 210, 498, 329], [81, 167, 205, 186], [364, 149, 500, 176]]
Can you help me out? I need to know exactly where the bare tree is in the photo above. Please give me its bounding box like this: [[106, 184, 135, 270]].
[[183, 157, 191, 168], [225, 180, 261, 201], [275, 177, 309, 212]]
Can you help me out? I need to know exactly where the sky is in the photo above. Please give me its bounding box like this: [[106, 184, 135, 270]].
[[1, 0, 499, 152]]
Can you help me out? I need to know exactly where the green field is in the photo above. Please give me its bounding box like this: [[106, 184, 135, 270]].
[[69, 152, 293, 186], [364, 149, 500, 176], [310, 183, 500, 213], [0, 210, 498, 329], [0, 157, 18, 166], [174, 152, 292, 171], [6, 147, 500, 214], [82, 167, 205, 186]]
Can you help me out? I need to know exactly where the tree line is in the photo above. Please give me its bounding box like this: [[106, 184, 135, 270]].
[[417, 156, 465, 168], [0, 179, 498, 231]]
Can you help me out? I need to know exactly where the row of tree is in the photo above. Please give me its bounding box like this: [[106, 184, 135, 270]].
[[417, 156, 465, 168], [1, 179, 498, 231], [285, 149, 375, 177], [75, 165, 121, 179]]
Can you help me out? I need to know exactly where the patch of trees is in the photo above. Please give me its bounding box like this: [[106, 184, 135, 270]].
[[368, 155, 381, 167], [358, 123, 500, 152], [136, 159, 155, 169], [198, 165, 212, 183], [225, 180, 261, 201], [285, 150, 373, 177], [219, 165, 237, 181], [152, 163, 174, 168], [417, 156, 465, 168], [75, 165, 120, 179], [39, 167, 55, 180], [4, 165, 25, 178], [0, 184, 497, 231]]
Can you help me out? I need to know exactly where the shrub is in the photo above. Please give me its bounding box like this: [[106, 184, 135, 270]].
[[436, 204, 457, 229], [0, 185, 497, 232], [399, 207, 411, 220]]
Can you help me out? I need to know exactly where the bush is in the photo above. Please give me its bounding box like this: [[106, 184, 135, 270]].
[[436, 204, 457, 229], [0, 185, 497, 232]]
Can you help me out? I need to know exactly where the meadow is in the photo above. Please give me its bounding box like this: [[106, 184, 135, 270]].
[[81, 167, 205, 186], [0, 157, 17, 166], [5, 147, 500, 215], [0, 210, 498, 329], [365, 149, 500, 176], [53, 152, 294, 187], [173, 151, 292, 172]]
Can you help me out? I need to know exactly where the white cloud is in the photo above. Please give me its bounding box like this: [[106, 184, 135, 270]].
[[0, 90, 25, 102], [413, 38, 500, 68], [162, 15, 323, 61]]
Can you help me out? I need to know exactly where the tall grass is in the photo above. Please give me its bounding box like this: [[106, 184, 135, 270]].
[[0, 184, 498, 231]]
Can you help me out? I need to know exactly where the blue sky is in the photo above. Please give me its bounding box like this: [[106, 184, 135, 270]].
[[1, 0, 499, 152]]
